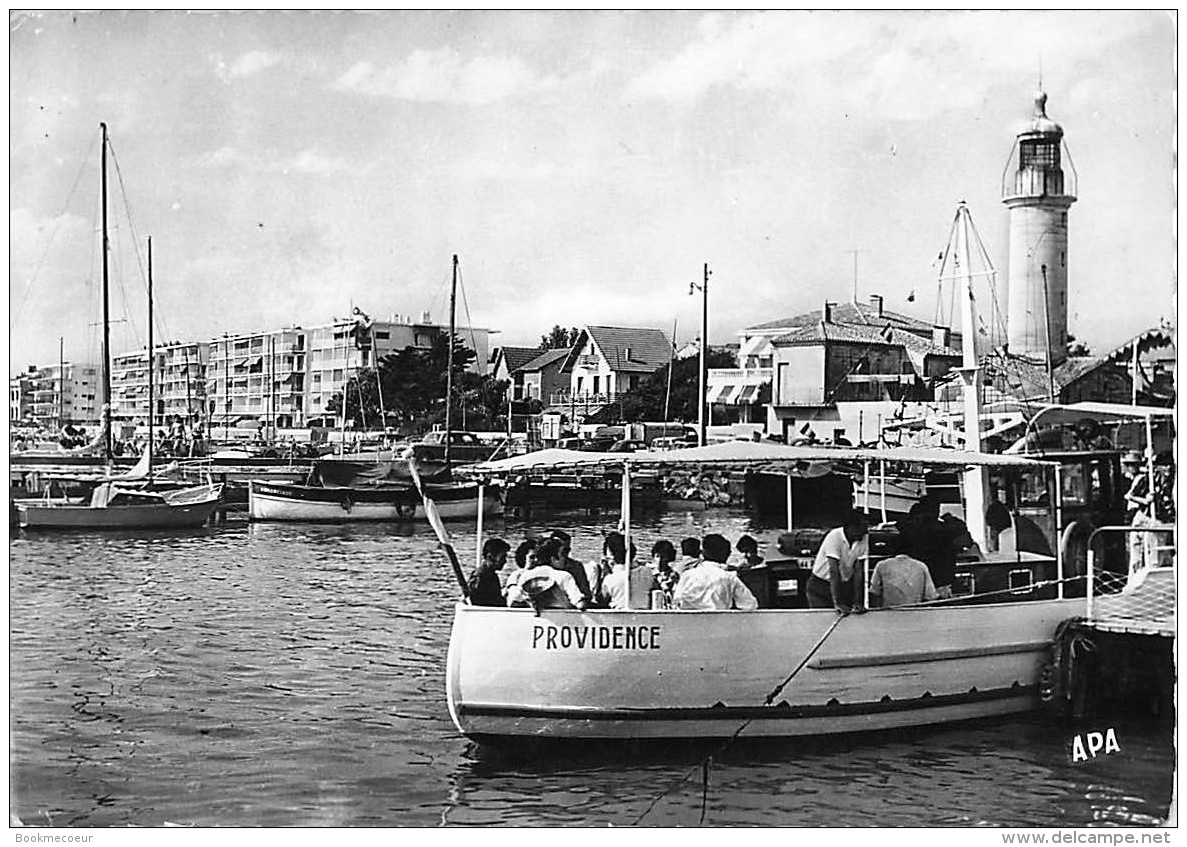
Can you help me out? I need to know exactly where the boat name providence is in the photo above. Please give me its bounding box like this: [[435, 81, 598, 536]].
[[531, 624, 661, 651]]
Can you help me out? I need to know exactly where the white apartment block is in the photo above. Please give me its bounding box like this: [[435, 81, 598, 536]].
[[205, 328, 306, 429], [9, 362, 100, 426], [304, 312, 494, 421]]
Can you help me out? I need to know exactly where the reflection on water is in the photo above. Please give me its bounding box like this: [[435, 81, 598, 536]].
[[10, 510, 1174, 827]]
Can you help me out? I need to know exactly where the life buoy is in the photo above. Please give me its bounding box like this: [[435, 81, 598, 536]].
[[395, 502, 417, 519]]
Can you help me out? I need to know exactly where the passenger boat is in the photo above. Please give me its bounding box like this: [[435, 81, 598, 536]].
[[433, 204, 1101, 742], [442, 442, 1088, 740]]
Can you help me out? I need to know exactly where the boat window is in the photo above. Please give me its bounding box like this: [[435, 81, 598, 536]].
[[1008, 569, 1033, 595], [1018, 471, 1049, 507], [1060, 463, 1089, 506]]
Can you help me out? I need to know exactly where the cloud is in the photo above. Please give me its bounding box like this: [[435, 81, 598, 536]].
[[332, 48, 557, 104], [209, 49, 283, 82], [191, 145, 356, 177], [269, 149, 353, 176], [229, 50, 282, 78], [623, 10, 1158, 121]]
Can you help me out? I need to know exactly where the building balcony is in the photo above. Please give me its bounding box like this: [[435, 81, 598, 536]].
[[549, 391, 617, 407]]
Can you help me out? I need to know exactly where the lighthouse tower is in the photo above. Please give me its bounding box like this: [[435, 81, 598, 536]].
[[1002, 88, 1076, 367]]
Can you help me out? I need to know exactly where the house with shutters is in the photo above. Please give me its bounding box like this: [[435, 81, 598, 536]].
[[491, 345, 572, 403], [553, 325, 673, 416]]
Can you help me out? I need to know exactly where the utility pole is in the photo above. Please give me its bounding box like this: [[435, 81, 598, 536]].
[[693, 264, 710, 446]]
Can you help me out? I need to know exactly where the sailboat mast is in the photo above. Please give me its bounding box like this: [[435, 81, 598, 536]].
[[953, 203, 988, 549], [57, 334, 63, 429], [444, 254, 458, 469], [147, 236, 154, 481], [100, 122, 113, 461]]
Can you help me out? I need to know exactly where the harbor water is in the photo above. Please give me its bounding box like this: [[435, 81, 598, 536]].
[[9, 509, 1174, 827]]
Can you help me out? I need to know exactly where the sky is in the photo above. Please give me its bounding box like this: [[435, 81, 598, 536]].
[[7, 10, 1177, 374]]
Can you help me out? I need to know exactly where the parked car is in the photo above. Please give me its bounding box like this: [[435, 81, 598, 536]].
[[608, 439, 648, 453]]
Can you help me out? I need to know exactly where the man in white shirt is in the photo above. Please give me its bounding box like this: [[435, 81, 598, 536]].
[[807, 512, 869, 613], [672, 534, 759, 610]]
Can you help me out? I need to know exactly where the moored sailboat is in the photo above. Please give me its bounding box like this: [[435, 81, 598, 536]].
[[15, 125, 222, 530]]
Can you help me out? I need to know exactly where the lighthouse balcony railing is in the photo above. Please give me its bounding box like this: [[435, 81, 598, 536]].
[[1000, 139, 1079, 200]]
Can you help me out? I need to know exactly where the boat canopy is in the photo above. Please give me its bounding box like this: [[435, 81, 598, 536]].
[[463, 441, 1056, 479], [1026, 402, 1176, 429]]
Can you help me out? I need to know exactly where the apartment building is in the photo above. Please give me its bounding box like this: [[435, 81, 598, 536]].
[[205, 328, 305, 429], [304, 312, 494, 421], [9, 362, 100, 426]]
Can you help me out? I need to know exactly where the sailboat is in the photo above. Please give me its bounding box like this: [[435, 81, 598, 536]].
[[15, 124, 222, 530], [247, 254, 496, 522]]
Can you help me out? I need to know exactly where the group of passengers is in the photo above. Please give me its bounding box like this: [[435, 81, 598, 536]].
[[466, 530, 765, 611], [809, 500, 974, 614]]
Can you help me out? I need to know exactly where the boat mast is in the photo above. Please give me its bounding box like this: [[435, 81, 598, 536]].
[[100, 122, 113, 461], [147, 236, 154, 481], [58, 336, 64, 429], [444, 254, 457, 469], [950, 202, 989, 548]]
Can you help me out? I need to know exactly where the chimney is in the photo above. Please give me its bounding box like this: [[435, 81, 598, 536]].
[[869, 294, 884, 317], [421, 310, 432, 324], [932, 325, 951, 348], [822, 301, 834, 323]]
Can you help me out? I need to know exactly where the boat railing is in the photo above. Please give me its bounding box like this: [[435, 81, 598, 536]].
[[1085, 524, 1176, 630]]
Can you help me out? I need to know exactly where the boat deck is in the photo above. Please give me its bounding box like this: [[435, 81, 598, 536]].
[[1087, 568, 1175, 638]]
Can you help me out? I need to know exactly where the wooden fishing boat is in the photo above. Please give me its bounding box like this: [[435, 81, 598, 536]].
[[247, 477, 496, 522]]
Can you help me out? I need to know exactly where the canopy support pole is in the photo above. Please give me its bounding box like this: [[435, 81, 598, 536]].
[[622, 460, 633, 610], [475, 483, 485, 570], [879, 458, 888, 524], [862, 460, 871, 514], [785, 473, 794, 531], [1054, 463, 1064, 599]]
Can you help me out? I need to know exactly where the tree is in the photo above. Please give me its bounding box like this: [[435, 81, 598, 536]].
[[327, 333, 483, 431], [618, 348, 737, 422], [540, 325, 581, 350]]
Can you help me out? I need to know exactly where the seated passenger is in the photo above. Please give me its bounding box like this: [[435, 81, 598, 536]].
[[733, 534, 764, 570], [672, 533, 759, 610], [599, 539, 660, 610], [869, 538, 938, 608], [674, 536, 702, 575], [650, 539, 679, 601], [505, 538, 589, 610], [549, 528, 593, 602], [513, 538, 538, 571], [467, 537, 510, 607]]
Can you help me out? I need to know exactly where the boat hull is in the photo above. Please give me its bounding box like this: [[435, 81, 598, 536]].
[[247, 481, 496, 522], [15, 484, 222, 530], [445, 598, 1083, 740]]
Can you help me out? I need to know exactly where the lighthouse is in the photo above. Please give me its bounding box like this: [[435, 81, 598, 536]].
[[1002, 88, 1077, 368]]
